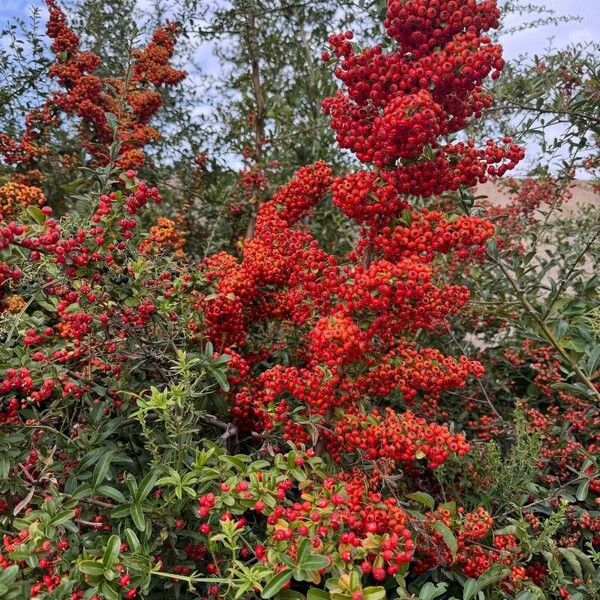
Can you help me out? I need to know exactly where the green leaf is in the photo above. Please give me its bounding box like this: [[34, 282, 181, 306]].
[[0, 457, 9, 479], [219, 455, 247, 471], [72, 483, 94, 499], [78, 560, 105, 576], [92, 451, 114, 490], [407, 491, 435, 511], [100, 581, 121, 600], [26, 554, 38, 569], [399, 209, 413, 227], [464, 564, 509, 600], [37, 300, 56, 313], [462, 579, 477, 600], [551, 382, 594, 399], [27, 205, 45, 225], [565, 548, 595, 577], [363, 587, 386, 600], [279, 554, 296, 569], [575, 479, 589, 501], [297, 539, 311, 564], [515, 592, 536, 600], [433, 521, 458, 558], [110, 504, 132, 519], [124, 528, 141, 552], [262, 570, 293, 599], [418, 583, 448, 600], [585, 345, 600, 376], [156, 476, 178, 487], [135, 471, 157, 502], [103, 535, 121, 568], [298, 555, 329, 571], [277, 592, 306, 600], [290, 468, 306, 482], [105, 112, 118, 131], [211, 367, 230, 392], [559, 547, 582, 579], [0, 565, 19, 584], [307, 590, 330, 600], [234, 581, 253, 600], [49, 509, 75, 527], [130, 504, 145, 532], [97, 485, 127, 503]]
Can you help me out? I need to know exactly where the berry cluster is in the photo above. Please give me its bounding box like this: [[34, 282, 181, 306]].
[[0, 179, 46, 219], [322, 0, 518, 176], [0, 1, 185, 172], [139, 215, 187, 257]]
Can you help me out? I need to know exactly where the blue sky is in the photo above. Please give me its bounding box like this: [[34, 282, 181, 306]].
[[0, 0, 41, 20], [499, 0, 599, 58]]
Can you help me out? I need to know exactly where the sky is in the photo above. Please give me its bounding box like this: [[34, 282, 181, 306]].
[[498, 0, 599, 58]]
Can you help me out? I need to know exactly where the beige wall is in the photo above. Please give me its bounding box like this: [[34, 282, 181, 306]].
[[475, 180, 599, 215]]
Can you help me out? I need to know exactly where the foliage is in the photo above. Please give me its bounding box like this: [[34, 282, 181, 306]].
[[0, 1, 599, 600]]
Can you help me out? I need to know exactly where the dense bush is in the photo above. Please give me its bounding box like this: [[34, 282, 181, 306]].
[[0, 1, 598, 599]]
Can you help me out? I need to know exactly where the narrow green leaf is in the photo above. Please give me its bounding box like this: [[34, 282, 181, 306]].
[[575, 479, 589, 501], [130, 504, 145, 532], [97, 485, 126, 504], [100, 581, 121, 600], [27, 205, 45, 225], [219, 455, 247, 471], [262, 570, 293, 599], [297, 538, 311, 564], [72, 483, 94, 499], [103, 535, 121, 569], [407, 491, 435, 510], [465, 564, 509, 600], [92, 451, 114, 490], [433, 521, 458, 558], [211, 368, 230, 392], [277, 592, 306, 600], [135, 471, 157, 502], [463, 579, 477, 600], [78, 560, 105, 576], [49, 509, 75, 527], [124, 528, 141, 552], [0, 457, 9, 479], [105, 112, 118, 131], [110, 504, 132, 519], [298, 555, 329, 571], [363, 587, 386, 600], [234, 581, 253, 600]]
